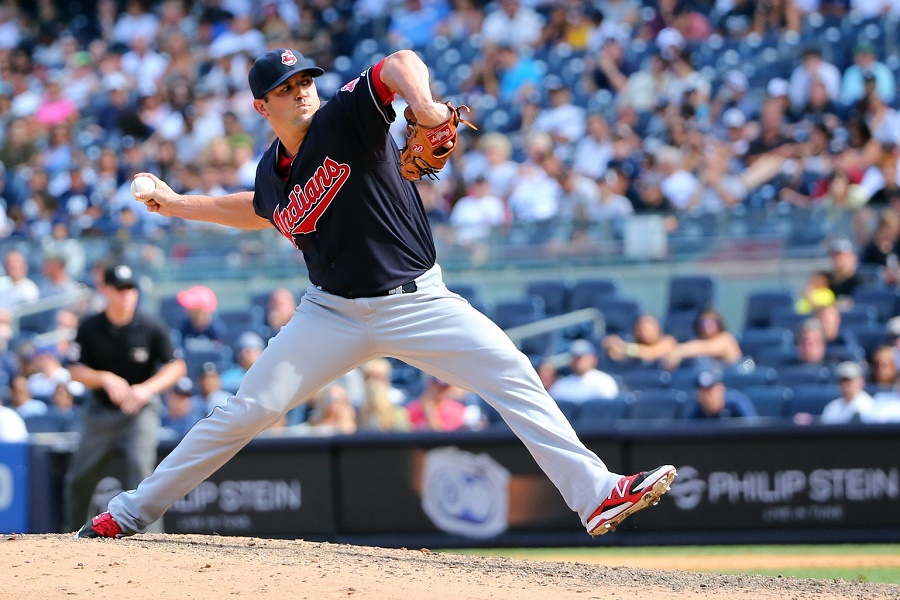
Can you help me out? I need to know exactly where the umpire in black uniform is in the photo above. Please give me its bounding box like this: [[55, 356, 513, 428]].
[[62, 264, 187, 532]]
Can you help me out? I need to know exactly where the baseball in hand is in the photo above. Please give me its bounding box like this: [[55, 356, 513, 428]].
[[131, 175, 156, 200]]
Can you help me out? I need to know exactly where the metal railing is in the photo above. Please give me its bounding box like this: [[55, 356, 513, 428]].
[[503, 308, 605, 368]]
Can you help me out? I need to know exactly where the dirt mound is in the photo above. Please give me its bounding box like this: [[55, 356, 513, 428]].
[[3, 534, 898, 600]]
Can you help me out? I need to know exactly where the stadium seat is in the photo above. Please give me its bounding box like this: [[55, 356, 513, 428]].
[[183, 345, 235, 378], [740, 327, 793, 358], [16, 308, 58, 335], [788, 383, 841, 416], [577, 396, 629, 424], [668, 367, 704, 391], [569, 278, 620, 311], [742, 385, 792, 418], [596, 298, 643, 336], [619, 369, 672, 391], [852, 285, 900, 323], [743, 289, 795, 330], [769, 305, 808, 333], [23, 413, 71, 433], [664, 309, 701, 342], [493, 296, 546, 330], [555, 399, 579, 421], [775, 363, 834, 387], [626, 389, 687, 420], [526, 279, 571, 316], [839, 304, 877, 328], [158, 296, 186, 330], [667, 274, 717, 314], [722, 364, 778, 389], [845, 323, 888, 359]]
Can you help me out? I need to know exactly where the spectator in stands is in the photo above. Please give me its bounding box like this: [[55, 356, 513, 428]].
[[789, 47, 841, 112], [684, 369, 757, 420], [549, 339, 619, 403], [461, 133, 519, 200], [826, 238, 866, 303], [795, 270, 836, 314], [841, 41, 896, 106], [0, 249, 40, 311], [867, 345, 897, 392], [197, 362, 231, 413], [406, 376, 468, 432], [176, 284, 227, 351], [603, 314, 678, 365], [753, 0, 800, 35], [0, 388, 28, 442], [7, 374, 48, 418], [358, 362, 411, 433], [584, 33, 635, 95], [39, 252, 80, 298], [49, 381, 79, 429], [821, 361, 874, 424], [617, 52, 672, 113], [662, 309, 743, 370], [449, 176, 506, 249], [717, 0, 757, 38], [859, 207, 900, 270], [26, 345, 81, 400], [533, 76, 587, 152], [571, 113, 614, 181], [360, 359, 407, 406], [266, 287, 297, 335], [387, 0, 447, 48], [813, 303, 861, 357], [480, 0, 544, 50], [220, 331, 265, 394], [160, 376, 207, 440], [306, 383, 358, 435], [792, 318, 830, 365]]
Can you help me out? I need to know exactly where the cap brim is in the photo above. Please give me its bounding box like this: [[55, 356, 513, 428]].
[[260, 66, 325, 98]]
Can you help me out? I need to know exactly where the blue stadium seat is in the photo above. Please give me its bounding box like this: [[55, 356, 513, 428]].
[[626, 389, 686, 420], [742, 385, 792, 418], [722, 364, 778, 388], [619, 369, 672, 391], [448, 282, 492, 317], [824, 345, 864, 364], [739, 327, 793, 358], [569, 278, 620, 311], [668, 367, 704, 391], [667, 274, 717, 314], [555, 399, 579, 421], [577, 396, 629, 424], [526, 279, 571, 316], [743, 289, 795, 330], [664, 309, 701, 343], [183, 345, 235, 378], [596, 298, 643, 336], [23, 412, 71, 433], [158, 296, 186, 330], [493, 296, 546, 330], [845, 323, 888, 359], [775, 363, 834, 387], [16, 308, 58, 335], [769, 305, 808, 333], [839, 304, 877, 328], [852, 285, 900, 323], [788, 383, 841, 416]]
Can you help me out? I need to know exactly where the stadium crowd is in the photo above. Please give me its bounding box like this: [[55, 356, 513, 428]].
[[4, 0, 900, 439]]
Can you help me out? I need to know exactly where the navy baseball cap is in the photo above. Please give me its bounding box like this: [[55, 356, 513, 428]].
[[248, 48, 324, 99]]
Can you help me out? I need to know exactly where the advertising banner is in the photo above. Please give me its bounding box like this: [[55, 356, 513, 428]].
[[337, 437, 622, 539], [0, 443, 29, 533], [163, 441, 335, 537], [630, 431, 900, 531]]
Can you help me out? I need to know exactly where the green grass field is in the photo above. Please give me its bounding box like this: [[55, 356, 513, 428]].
[[445, 544, 900, 584]]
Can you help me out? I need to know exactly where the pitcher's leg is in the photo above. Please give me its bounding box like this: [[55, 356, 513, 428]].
[[108, 297, 375, 533], [373, 290, 619, 524]]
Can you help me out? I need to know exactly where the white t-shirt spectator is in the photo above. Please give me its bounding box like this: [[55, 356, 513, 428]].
[[481, 4, 543, 48], [0, 405, 28, 442], [661, 170, 701, 211], [508, 168, 561, 221], [820, 391, 874, 424], [533, 103, 587, 147], [549, 369, 619, 403], [450, 193, 506, 244]]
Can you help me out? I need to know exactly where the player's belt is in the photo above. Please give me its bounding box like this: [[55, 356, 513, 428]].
[[319, 280, 418, 299]]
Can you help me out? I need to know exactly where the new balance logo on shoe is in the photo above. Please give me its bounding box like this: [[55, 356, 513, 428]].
[[75, 512, 131, 539], [587, 465, 677, 536]]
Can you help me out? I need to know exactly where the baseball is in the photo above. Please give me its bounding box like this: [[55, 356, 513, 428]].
[[131, 175, 156, 200]]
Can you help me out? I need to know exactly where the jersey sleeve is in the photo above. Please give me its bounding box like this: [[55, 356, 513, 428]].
[[324, 62, 398, 148]]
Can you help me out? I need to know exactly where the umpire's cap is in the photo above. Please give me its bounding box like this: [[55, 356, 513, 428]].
[[249, 48, 324, 99], [104, 264, 137, 290]]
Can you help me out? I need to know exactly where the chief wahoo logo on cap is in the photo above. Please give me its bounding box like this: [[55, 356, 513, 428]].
[[281, 50, 297, 66]]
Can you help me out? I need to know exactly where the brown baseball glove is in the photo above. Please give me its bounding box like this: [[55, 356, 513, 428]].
[[399, 101, 477, 181]]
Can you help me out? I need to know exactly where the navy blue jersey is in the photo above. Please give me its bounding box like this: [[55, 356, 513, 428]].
[[252, 65, 436, 297]]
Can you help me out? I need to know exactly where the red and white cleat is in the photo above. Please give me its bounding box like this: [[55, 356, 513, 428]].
[[587, 465, 677, 536]]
